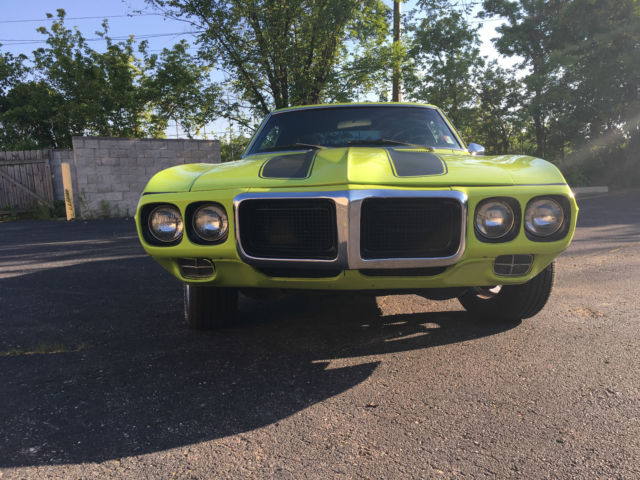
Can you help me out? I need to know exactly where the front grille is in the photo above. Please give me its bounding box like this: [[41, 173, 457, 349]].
[[238, 199, 337, 259], [360, 198, 462, 259]]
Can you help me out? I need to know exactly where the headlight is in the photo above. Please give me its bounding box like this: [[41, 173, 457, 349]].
[[525, 198, 564, 237], [192, 204, 228, 242], [475, 199, 515, 239], [148, 205, 183, 243]]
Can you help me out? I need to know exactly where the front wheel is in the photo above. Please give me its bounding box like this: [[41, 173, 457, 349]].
[[458, 262, 555, 322], [184, 284, 238, 330]]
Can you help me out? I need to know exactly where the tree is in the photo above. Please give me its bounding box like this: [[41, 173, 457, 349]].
[[220, 133, 250, 162], [143, 40, 221, 138], [0, 51, 43, 149], [0, 9, 221, 149], [550, 0, 640, 185], [552, 0, 640, 142], [32, 10, 159, 143], [0, 51, 28, 96], [473, 62, 526, 154], [149, 0, 390, 117], [481, 0, 563, 158], [0, 81, 67, 150], [404, 0, 484, 138]]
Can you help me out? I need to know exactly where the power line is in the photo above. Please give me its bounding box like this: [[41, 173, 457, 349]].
[[0, 31, 203, 46], [0, 14, 162, 24]]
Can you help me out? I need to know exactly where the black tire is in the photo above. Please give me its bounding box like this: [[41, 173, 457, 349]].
[[184, 284, 238, 330], [458, 262, 555, 322]]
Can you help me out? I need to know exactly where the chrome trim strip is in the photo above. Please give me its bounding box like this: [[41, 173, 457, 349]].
[[233, 190, 468, 269]]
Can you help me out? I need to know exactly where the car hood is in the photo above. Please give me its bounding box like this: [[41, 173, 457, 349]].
[[144, 147, 567, 193]]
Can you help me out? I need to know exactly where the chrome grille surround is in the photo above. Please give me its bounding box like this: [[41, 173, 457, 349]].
[[234, 190, 467, 270]]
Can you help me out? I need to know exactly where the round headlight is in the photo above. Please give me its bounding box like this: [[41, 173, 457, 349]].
[[148, 205, 183, 243], [192, 204, 228, 242], [475, 200, 515, 239], [525, 198, 564, 237]]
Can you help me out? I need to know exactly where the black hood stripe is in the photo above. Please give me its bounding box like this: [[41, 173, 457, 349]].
[[387, 148, 447, 177], [259, 151, 316, 179]]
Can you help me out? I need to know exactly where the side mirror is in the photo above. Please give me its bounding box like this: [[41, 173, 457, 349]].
[[468, 143, 485, 156]]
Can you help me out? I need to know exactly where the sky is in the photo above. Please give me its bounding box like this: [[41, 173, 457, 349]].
[[0, 0, 515, 139]]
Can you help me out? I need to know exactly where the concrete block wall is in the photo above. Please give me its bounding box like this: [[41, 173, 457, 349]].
[[71, 137, 220, 217]]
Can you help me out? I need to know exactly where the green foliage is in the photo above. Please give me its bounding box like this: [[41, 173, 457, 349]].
[[0, 80, 68, 149], [149, 0, 390, 117], [143, 40, 221, 137], [0, 9, 220, 149], [51, 200, 66, 218], [30, 11, 152, 144], [480, 0, 640, 186], [0, 205, 19, 222], [404, 0, 484, 137], [550, 0, 640, 145], [0, 51, 28, 95], [99, 200, 112, 218], [481, 0, 563, 158], [220, 134, 250, 162], [472, 63, 527, 154]]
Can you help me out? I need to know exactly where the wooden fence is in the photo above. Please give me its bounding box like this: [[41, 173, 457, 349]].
[[0, 150, 55, 213]]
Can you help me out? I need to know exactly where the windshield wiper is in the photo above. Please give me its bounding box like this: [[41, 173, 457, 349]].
[[348, 138, 434, 151], [260, 142, 326, 152]]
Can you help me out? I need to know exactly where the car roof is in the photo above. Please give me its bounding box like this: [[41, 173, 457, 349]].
[[272, 102, 438, 114]]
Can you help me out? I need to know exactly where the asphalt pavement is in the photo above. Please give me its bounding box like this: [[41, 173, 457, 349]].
[[0, 191, 639, 479]]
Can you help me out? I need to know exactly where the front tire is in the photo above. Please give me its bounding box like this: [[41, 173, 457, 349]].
[[184, 284, 238, 330], [458, 262, 555, 322]]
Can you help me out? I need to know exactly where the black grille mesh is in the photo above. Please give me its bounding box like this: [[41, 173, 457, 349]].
[[360, 198, 462, 259], [239, 199, 337, 259]]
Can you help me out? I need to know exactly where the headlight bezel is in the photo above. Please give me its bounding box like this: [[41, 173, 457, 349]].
[[142, 203, 184, 246], [186, 202, 229, 245], [474, 197, 521, 243], [524, 195, 571, 242]]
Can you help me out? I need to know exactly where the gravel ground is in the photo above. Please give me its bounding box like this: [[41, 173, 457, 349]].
[[1, 190, 639, 479]]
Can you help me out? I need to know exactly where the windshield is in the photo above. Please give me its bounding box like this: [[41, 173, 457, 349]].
[[247, 106, 463, 154]]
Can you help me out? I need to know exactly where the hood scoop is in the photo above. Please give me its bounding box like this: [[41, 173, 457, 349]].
[[259, 151, 316, 179], [387, 148, 446, 177]]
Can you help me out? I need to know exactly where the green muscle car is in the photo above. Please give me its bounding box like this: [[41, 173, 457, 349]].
[[135, 103, 578, 329]]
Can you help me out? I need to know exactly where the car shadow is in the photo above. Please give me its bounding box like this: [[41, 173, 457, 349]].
[[0, 222, 519, 467]]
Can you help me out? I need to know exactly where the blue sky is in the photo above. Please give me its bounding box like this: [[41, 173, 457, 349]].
[[1, 0, 512, 139], [0, 0, 200, 59]]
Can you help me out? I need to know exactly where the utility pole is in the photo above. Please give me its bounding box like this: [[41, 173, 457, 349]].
[[392, 0, 402, 102], [227, 91, 233, 160]]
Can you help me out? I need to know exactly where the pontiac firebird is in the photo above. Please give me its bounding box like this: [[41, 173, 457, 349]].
[[135, 103, 578, 329]]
